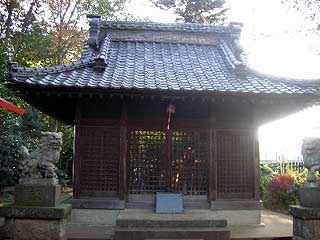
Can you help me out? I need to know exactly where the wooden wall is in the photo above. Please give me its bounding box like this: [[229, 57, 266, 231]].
[[73, 96, 260, 205]]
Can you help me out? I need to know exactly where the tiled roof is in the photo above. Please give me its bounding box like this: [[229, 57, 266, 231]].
[[9, 19, 320, 96]]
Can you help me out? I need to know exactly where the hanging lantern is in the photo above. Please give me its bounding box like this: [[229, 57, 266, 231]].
[[166, 103, 176, 130]]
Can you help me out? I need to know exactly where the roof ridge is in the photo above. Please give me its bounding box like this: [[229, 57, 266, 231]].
[[10, 59, 95, 77], [99, 20, 242, 34]]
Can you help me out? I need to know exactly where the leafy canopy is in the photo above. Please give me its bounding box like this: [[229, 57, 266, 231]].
[[0, 0, 133, 187], [152, 0, 228, 24]]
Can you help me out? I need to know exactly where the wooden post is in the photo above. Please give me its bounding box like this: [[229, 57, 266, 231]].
[[252, 109, 261, 201], [253, 129, 261, 200], [73, 100, 82, 199], [166, 127, 172, 192], [209, 104, 217, 202], [119, 101, 128, 200]]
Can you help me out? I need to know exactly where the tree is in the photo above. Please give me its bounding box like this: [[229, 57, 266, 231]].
[[0, 0, 42, 60], [282, 0, 320, 35], [82, 0, 128, 20], [0, 0, 133, 186], [152, 0, 228, 24]]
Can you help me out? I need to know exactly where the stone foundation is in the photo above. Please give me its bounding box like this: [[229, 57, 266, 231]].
[[289, 205, 320, 240], [0, 204, 71, 240]]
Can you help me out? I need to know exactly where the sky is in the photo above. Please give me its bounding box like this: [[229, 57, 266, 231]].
[[124, 0, 320, 161]]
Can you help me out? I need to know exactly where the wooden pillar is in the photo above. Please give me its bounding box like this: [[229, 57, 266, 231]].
[[209, 105, 217, 202], [253, 128, 261, 200], [252, 109, 261, 201], [73, 100, 82, 199], [119, 101, 128, 200], [166, 127, 172, 192]]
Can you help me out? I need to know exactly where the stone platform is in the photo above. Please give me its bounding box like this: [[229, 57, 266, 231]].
[[67, 209, 293, 240], [114, 209, 230, 240]]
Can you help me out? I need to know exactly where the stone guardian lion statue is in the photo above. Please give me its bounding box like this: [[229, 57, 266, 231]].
[[19, 132, 63, 185]]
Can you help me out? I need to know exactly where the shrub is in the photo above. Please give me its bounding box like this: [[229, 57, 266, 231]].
[[265, 174, 298, 210], [260, 164, 275, 201]]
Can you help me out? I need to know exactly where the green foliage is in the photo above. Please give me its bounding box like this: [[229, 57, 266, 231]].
[[15, 22, 55, 67], [82, 0, 127, 20], [152, 0, 228, 24], [0, 0, 132, 188], [259, 164, 275, 203], [0, 106, 45, 187], [259, 163, 320, 212], [57, 124, 74, 173], [287, 167, 308, 186]]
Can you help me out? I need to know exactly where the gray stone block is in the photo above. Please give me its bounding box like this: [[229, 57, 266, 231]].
[[0, 204, 72, 220], [71, 198, 125, 209], [300, 186, 320, 208], [116, 218, 227, 229], [293, 217, 320, 239], [13, 218, 67, 240], [0, 204, 71, 240], [289, 205, 320, 220], [290, 205, 320, 240], [114, 228, 230, 240], [15, 184, 61, 207]]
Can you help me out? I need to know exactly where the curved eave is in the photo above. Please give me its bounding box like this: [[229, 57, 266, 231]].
[[8, 78, 320, 101], [246, 67, 320, 88]]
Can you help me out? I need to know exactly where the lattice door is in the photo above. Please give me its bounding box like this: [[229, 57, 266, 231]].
[[171, 131, 209, 195], [216, 130, 254, 199], [128, 129, 209, 196], [78, 126, 120, 197], [128, 130, 167, 194]]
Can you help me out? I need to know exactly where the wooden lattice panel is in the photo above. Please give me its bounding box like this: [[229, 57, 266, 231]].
[[78, 126, 120, 195], [216, 130, 254, 199], [171, 131, 209, 195], [128, 130, 166, 194]]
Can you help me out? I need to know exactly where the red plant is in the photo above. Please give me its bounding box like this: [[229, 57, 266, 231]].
[[267, 174, 294, 193]]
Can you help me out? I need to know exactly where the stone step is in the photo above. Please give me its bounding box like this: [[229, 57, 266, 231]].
[[114, 227, 230, 240], [67, 223, 114, 240], [71, 209, 119, 224], [116, 209, 227, 229], [116, 218, 227, 228]]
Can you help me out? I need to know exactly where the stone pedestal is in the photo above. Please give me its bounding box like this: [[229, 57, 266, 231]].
[[0, 204, 71, 240], [289, 205, 320, 240], [15, 184, 61, 207], [299, 185, 320, 208]]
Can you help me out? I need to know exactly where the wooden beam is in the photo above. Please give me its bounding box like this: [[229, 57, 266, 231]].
[[119, 101, 128, 200]]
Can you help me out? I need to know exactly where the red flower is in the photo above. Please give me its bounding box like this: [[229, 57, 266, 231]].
[[266, 174, 294, 193]]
